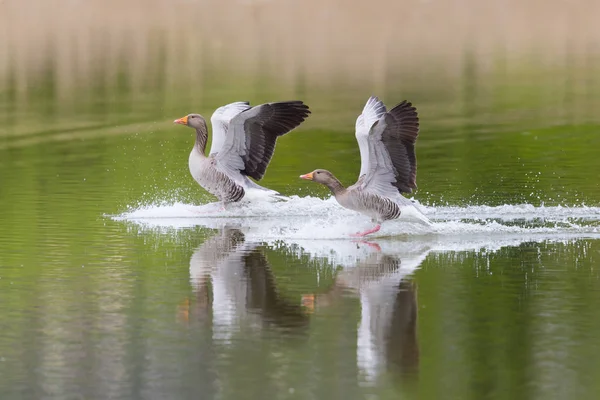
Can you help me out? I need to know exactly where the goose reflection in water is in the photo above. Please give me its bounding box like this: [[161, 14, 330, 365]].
[[301, 240, 430, 385], [178, 226, 428, 388], [179, 228, 310, 342]]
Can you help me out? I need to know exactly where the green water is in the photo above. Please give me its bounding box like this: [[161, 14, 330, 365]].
[[1, 49, 600, 400]]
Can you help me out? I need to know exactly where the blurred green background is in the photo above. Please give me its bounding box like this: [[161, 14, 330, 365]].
[[1, 1, 600, 399]]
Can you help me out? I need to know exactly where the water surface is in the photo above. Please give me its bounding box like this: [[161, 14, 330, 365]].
[[2, 2, 600, 399]]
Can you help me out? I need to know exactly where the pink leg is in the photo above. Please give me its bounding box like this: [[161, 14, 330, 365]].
[[352, 240, 382, 251], [350, 224, 381, 237]]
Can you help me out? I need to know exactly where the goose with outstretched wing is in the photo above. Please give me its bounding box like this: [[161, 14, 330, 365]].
[[174, 101, 310, 204], [300, 96, 430, 236]]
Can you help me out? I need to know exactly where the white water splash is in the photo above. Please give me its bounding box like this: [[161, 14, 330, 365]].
[[111, 194, 600, 240]]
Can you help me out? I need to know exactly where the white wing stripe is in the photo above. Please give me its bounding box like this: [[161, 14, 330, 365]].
[[209, 102, 250, 156], [362, 118, 400, 199], [355, 96, 386, 178]]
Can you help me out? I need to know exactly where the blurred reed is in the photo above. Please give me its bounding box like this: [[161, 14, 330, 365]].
[[1, 0, 599, 135]]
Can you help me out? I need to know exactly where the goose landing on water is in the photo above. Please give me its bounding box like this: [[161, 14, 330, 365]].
[[300, 96, 431, 237], [174, 101, 310, 207]]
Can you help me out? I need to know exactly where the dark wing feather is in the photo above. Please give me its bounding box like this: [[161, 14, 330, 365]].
[[381, 100, 420, 193], [241, 101, 310, 180]]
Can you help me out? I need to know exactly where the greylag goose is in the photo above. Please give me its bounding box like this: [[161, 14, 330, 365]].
[[184, 229, 309, 332], [300, 96, 430, 237], [174, 101, 310, 204]]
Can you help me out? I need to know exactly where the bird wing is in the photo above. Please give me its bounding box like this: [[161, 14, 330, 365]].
[[360, 100, 420, 196], [215, 101, 310, 181], [355, 96, 387, 179], [209, 102, 251, 156]]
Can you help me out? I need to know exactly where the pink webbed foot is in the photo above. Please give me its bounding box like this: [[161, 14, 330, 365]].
[[350, 224, 381, 237]]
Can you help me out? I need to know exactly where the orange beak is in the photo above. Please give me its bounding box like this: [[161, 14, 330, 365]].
[[177, 297, 190, 324], [173, 115, 188, 125], [299, 172, 314, 180], [301, 294, 315, 313]]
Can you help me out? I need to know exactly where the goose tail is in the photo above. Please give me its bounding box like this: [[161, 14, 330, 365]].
[[241, 176, 290, 202]]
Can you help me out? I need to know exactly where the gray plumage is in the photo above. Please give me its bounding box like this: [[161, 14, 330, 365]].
[[303, 170, 403, 223], [175, 101, 310, 203], [301, 96, 421, 227], [341, 189, 402, 222]]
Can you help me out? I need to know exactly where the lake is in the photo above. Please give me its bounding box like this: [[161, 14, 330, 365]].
[[1, 1, 600, 399]]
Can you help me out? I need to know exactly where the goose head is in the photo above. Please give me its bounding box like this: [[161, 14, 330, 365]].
[[173, 114, 206, 129], [299, 169, 337, 185]]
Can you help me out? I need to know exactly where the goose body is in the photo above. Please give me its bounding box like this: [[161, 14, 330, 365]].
[[337, 187, 402, 222], [300, 96, 430, 236], [188, 152, 246, 202], [175, 101, 310, 204]]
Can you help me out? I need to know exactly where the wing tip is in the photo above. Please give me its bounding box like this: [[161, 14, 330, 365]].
[[388, 100, 420, 136], [360, 95, 387, 129], [271, 100, 311, 114], [390, 100, 418, 116], [271, 100, 312, 124], [364, 95, 386, 111]]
